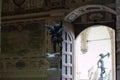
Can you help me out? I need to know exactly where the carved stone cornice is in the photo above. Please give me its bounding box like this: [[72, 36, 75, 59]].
[[1, 9, 66, 22], [2, 0, 115, 17]]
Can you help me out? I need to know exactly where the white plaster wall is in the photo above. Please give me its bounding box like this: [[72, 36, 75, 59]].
[[75, 26, 112, 80]]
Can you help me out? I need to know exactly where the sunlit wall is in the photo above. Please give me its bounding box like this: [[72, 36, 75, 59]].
[[75, 26, 113, 80]]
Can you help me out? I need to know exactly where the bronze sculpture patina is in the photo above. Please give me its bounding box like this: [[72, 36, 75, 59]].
[[97, 53, 110, 80], [46, 22, 63, 53]]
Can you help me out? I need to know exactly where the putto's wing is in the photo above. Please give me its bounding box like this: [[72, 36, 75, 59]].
[[57, 27, 63, 34], [45, 25, 54, 31], [54, 24, 60, 28]]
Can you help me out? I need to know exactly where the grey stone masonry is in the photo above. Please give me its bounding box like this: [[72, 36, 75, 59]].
[[116, 0, 120, 80]]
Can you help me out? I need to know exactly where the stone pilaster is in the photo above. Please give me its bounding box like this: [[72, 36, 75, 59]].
[[116, 0, 120, 80]]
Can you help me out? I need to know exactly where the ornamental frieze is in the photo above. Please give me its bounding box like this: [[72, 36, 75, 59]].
[[2, 0, 114, 16]]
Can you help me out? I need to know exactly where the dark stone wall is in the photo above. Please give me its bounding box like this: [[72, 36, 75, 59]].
[[1, 20, 45, 56]]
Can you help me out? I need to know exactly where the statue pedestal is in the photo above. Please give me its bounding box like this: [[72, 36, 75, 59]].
[[99, 77, 106, 80]]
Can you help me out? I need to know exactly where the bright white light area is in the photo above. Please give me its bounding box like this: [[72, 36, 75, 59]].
[[75, 25, 112, 80]]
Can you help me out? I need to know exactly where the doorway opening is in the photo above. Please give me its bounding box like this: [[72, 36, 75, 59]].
[[75, 25, 115, 80]]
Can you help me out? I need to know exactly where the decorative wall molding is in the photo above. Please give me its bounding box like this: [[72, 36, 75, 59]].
[[0, 56, 48, 71]]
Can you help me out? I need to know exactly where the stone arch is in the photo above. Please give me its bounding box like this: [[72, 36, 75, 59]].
[[64, 5, 116, 22], [63, 4, 116, 80]]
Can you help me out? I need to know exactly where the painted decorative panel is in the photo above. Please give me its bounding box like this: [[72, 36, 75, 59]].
[[1, 20, 45, 56], [1, 0, 64, 16], [2, 0, 46, 16]]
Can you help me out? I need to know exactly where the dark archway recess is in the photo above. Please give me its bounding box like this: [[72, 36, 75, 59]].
[[71, 12, 116, 38]]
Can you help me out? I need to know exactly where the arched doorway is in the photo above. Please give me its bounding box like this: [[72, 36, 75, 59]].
[[63, 4, 116, 80], [75, 25, 115, 80]]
